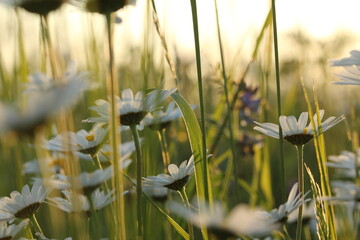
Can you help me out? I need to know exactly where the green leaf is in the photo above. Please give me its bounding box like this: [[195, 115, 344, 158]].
[[171, 91, 211, 238]]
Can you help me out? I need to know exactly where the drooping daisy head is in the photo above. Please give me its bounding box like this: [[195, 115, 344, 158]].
[[84, 88, 176, 129], [254, 110, 345, 146], [0, 181, 50, 221], [143, 155, 194, 191], [0, 0, 66, 15], [72, 0, 131, 14], [168, 201, 278, 238], [256, 183, 310, 224]]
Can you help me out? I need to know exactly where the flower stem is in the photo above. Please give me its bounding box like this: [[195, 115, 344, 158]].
[[295, 145, 304, 240], [179, 188, 194, 240], [213, 0, 240, 199], [189, 0, 210, 203], [157, 129, 170, 172], [130, 124, 143, 239], [105, 13, 126, 240], [271, 0, 286, 204], [32, 214, 43, 235]]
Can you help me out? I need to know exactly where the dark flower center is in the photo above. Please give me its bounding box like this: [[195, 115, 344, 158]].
[[0, 237, 13, 240], [208, 226, 237, 239], [79, 146, 99, 157], [83, 184, 100, 196], [21, 0, 65, 15], [87, 0, 128, 14], [284, 134, 313, 146], [14, 202, 41, 219], [164, 176, 190, 191], [278, 215, 288, 224], [120, 111, 148, 126]]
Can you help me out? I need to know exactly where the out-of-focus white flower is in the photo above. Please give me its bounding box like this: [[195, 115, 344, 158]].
[[168, 201, 278, 238], [0, 67, 89, 137], [324, 181, 360, 202], [254, 110, 345, 146], [143, 102, 185, 130], [44, 128, 108, 157], [257, 183, 310, 224], [0, 0, 66, 15], [329, 50, 360, 85], [0, 219, 28, 239], [143, 155, 194, 191], [0, 181, 50, 221], [84, 88, 176, 130], [47, 188, 115, 213], [288, 201, 315, 224], [327, 149, 360, 178], [22, 151, 68, 175], [60, 167, 113, 195]]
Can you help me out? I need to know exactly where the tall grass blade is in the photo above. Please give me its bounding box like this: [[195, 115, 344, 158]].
[[171, 91, 209, 239]]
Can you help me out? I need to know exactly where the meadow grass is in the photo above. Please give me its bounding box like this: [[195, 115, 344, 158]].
[[0, 1, 359, 240]]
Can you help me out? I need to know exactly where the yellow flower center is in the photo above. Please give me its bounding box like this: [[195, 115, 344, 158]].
[[86, 134, 95, 141], [303, 128, 308, 134]]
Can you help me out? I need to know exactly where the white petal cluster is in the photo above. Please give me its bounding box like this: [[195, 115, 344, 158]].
[[48, 188, 115, 213], [256, 183, 310, 224], [84, 88, 176, 128], [0, 219, 28, 239], [0, 65, 90, 137], [327, 149, 360, 178], [168, 201, 278, 238], [329, 50, 360, 85], [254, 110, 344, 145], [0, 181, 50, 221], [143, 156, 194, 191], [44, 128, 107, 156]]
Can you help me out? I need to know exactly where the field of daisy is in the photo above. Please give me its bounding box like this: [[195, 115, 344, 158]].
[[0, 0, 360, 239]]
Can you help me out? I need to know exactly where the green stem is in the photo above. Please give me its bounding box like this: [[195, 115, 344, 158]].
[[213, 0, 239, 197], [271, 0, 286, 204], [105, 13, 126, 240], [157, 129, 171, 172], [130, 124, 143, 239], [32, 214, 43, 235], [295, 145, 304, 240], [189, 0, 210, 204], [179, 188, 194, 240]]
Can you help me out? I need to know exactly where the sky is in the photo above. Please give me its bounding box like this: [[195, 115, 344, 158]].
[[0, 0, 360, 69]]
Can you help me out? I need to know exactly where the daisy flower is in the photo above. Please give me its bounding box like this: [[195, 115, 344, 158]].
[[142, 155, 194, 191], [48, 188, 115, 214], [143, 102, 185, 130], [329, 50, 360, 85], [78, 139, 137, 166], [84, 88, 176, 129], [324, 181, 360, 202], [168, 201, 278, 238], [327, 149, 360, 178], [0, 0, 66, 15], [44, 128, 108, 157], [0, 220, 28, 240], [256, 183, 310, 224], [254, 110, 345, 146], [0, 68, 89, 137], [22, 155, 66, 175], [0, 181, 50, 221]]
